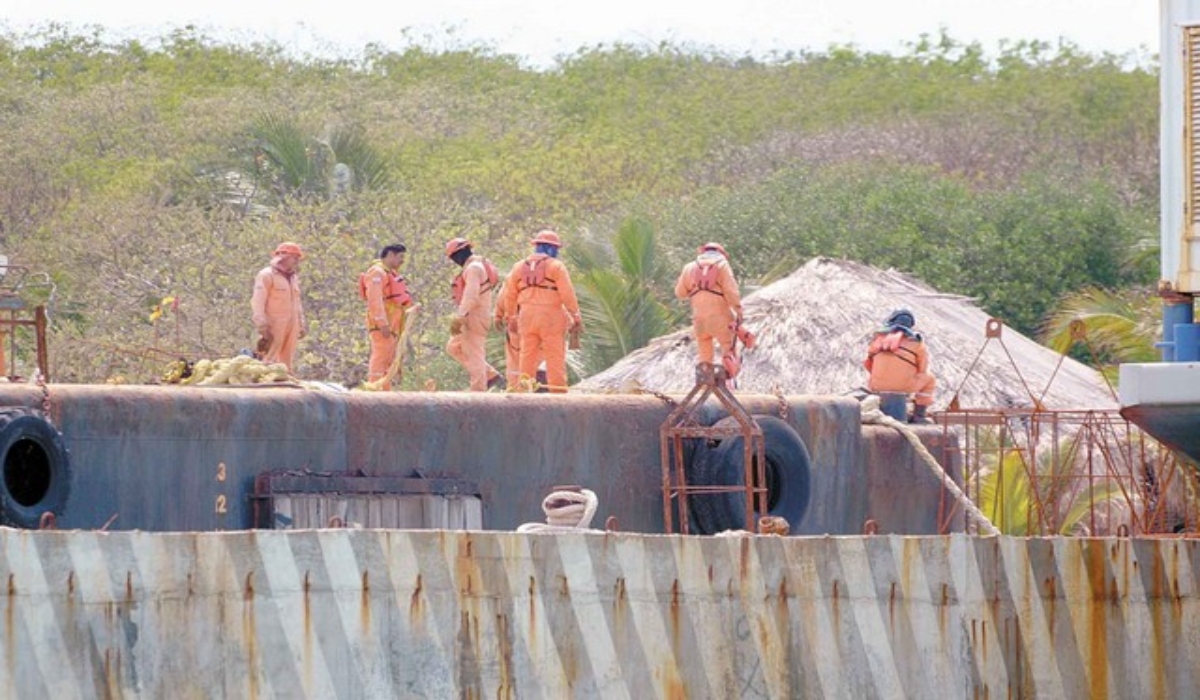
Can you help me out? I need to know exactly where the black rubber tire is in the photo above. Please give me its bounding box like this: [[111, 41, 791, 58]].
[[688, 415, 811, 535], [0, 409, 71, 528]]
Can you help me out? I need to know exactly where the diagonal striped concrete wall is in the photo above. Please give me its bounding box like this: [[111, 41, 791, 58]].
[[1, 528, 1196, 698]]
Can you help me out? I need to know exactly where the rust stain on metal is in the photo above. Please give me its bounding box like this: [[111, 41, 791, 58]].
[[663, 669, 687, 700], [613, 577, 627, 633], [1045, 577, 1057, 644], [938, 583, 950, 635], [981, 619, 988, 663], [360, 570, 371, 632], [125, 571, 134, 603], [303, 571, 315, 694], [1089, 540, 1113, 696], [707, 564, 714, 585], [669, 579, 682, 651], [244, 571, 255, 600], [738, 537, 751, 589], [104, 648, 122, 697], [68, 571, 75, 596], [495, 613, 516, 700], [831, 579, 840, 628], [888, 581, 897, 630], [243, 583, 259, 700], [410, 574, 424, 620], [558, 574, 570, 599], [526, 576, 536, 648]]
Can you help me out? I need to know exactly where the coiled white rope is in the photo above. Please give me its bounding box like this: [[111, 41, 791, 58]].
[[516, 488, 601, 533], [860, 394, 1001, 536]]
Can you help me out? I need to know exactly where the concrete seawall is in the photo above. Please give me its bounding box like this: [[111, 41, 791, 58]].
[[1, 528, 1194, 698], [0, 385, 958, 534]]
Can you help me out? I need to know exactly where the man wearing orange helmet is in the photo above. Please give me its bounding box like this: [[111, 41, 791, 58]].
[[675, 242, 743, 372], [500, 229, 582, 393], [358, 243, 415, 390], [251, 241, 307, 372], [445, 237, 503, 391]]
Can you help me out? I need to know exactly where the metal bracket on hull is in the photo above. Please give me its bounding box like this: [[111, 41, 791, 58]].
[[660, 362, 767, 534]]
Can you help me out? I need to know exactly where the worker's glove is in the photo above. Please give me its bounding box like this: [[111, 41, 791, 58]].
[[571, 315, 584, 334], [449, 317, 464, 335], [257, 328, 273, 344], [507, 317, 519, 335], [298, 326, 307, 340]]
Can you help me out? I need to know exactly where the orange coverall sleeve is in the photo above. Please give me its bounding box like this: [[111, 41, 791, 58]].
[[913, 340, 930, 375], [674, 263, 695, 300], [251, 267, 272, 331], [551, 259, 581, 319], [364, 267, 389, 330], [718, 262, 742, 314], [501, 262, 523, 320]]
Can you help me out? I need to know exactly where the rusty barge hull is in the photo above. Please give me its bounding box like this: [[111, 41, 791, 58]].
[[2, 528, 1198, 698], [0, 384, 957, 535]]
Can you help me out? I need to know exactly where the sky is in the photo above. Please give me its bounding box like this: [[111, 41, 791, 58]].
[[0, 0, 1160, 68]]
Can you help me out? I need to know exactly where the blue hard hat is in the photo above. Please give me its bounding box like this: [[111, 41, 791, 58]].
[[886, 308, 915, 329]]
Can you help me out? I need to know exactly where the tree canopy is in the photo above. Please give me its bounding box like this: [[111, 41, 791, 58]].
[[0, 26, 1159, 386]]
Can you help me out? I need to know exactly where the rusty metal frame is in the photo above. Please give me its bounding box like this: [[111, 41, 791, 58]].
[[660, 363, 767, 534], [0, 305, 49, 382], [932, 318, 1200, 536], [936, 407, 1200, 536]]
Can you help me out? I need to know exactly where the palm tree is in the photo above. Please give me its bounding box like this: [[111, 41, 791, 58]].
[[972, 440, 1125, 535], [1038, 286, 1159, 379], [247, 113, 390, 204], [568, 218, 685, 376]]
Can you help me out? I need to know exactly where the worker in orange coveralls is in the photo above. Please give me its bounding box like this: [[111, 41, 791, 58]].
[[500, 230, 582, 393], [492, 282, 521, 388], [251, 241, 307, 372], [864, 308, 937, 423], [675, 242, 743, 369], [445, 237, 503, 391], [358, 243, 415, 391]]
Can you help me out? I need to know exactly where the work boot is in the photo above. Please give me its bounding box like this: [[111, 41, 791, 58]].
[[908, 404, 931, 424], [487, 373, 506, 391]]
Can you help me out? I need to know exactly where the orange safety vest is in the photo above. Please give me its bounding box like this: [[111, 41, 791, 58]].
[[517, 256, 557, 292], [358, 264, 412, 305], [688, 260, 724, 297], [867, 330, 922, 369], [451, 258, 500, 305]]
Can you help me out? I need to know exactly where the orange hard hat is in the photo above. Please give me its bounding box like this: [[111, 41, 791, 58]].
[[445, 237, 472, 258], [530, 230, 563, 247], [273, 241, 305, 259], [699, 242, 728, 258]]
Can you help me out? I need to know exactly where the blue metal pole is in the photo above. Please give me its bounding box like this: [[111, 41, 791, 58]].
[[1160, 300, 1195, 361]]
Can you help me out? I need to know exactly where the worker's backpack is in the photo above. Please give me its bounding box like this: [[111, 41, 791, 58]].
[[451, 257, 500, 305]]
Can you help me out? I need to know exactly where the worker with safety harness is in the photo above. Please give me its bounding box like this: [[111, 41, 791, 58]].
[[445, 237, 503, 391], [358, 243, 415, 391], [675, 242, 748, 379], [251, 241, 307, 372], [500, 230, 582, 393], [864, 308, 937, 423]]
